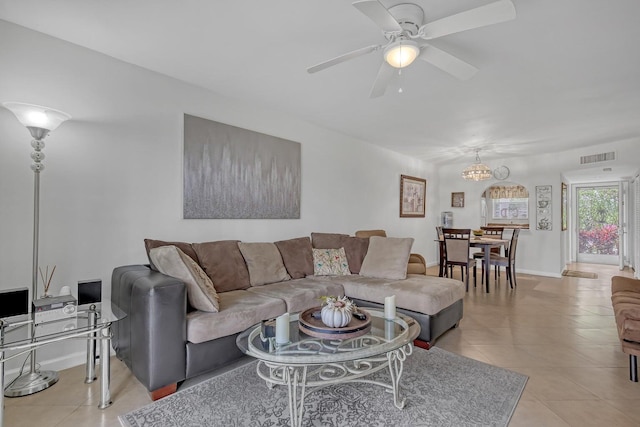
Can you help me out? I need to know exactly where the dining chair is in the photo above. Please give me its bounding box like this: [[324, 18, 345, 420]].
[[473, 226, 504, 279], [442, 228, 476, 291], [436, 226, 446, 277], [487, 228, 520, 288]]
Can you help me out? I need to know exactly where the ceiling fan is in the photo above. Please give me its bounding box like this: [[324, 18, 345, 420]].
[[307, 0, 516, 97]]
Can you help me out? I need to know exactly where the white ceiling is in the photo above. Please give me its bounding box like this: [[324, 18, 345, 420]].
[[1, 0, 639, 166]]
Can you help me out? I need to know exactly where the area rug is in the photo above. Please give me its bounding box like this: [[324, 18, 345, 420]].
[[562, 270, 598, 279], [120, 347, 527, 427]]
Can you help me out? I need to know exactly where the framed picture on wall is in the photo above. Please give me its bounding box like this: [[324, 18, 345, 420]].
[[400, 175, 426, 218], [536, 185, 552, 230], [451, 192, 465, 208]]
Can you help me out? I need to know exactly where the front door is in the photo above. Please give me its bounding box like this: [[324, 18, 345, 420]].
[[576, 184, 620, 265]]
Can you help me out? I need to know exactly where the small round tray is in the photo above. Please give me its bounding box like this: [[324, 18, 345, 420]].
[[298, 307, 372, 340]]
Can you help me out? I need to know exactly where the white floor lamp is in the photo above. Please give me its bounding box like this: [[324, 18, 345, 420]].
[[2, 102, 71, 397]]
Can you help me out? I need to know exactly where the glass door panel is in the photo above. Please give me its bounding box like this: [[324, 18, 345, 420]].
[[576, 185, 619, 264]]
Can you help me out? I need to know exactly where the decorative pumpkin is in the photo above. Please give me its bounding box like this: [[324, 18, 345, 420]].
[[320, 296, 354, 328]]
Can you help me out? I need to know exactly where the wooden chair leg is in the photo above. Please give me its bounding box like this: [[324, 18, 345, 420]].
[[507, 265, 515, 289], [473, 264, 477, 288], [631, 355, 638, 382], [464, 266, 469, 291]]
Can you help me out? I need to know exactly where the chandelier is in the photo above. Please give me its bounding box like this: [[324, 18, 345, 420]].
[[461, 149, 493, 181]]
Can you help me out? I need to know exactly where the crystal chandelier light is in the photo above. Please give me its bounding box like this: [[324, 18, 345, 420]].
[[461, 149, 493, 181]]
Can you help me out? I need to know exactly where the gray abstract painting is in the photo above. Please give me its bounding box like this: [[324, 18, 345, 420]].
[[184, 114, 301, 219]]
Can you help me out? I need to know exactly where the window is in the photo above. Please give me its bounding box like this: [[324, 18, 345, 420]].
[[481, 183, 530, 228]]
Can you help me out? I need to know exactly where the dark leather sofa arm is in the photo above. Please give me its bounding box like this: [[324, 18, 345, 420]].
[[111, 265, 187, 392]]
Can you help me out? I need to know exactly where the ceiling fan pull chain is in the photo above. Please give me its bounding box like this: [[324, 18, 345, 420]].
[[398, 68, 404, 94]]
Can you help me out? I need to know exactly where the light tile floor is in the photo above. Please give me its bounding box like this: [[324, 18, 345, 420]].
[[3, 263, 639, 426]]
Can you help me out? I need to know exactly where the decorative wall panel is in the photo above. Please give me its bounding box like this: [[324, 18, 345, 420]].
[[184, 114, 301, 219]]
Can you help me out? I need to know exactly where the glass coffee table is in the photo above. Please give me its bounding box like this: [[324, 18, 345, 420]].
[[237, 309, 420, 427]]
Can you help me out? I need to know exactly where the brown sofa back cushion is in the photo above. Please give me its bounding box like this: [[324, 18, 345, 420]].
[[274, 237, 314, 279], [340, 236, 369, 274], [310, 232, 368, 274], [311, 232, 348, 249], [192, 241, 251, 292], [238, 242, 291, 286], [144, 239, 199, 270]]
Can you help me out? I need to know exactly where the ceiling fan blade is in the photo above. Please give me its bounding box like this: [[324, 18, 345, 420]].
[[307, 44, 379, 74], [420, 0, 516, 40], [353, 0, 402, 33], [369, 61, 395, 98], [418, 44, 478, 80]]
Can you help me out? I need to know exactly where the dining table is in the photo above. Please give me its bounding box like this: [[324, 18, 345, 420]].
[[470, 237, 509, 292]]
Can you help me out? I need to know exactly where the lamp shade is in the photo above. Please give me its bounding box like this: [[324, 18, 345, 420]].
[[384, 40, 420, 68], [2, 102, 71, 132]]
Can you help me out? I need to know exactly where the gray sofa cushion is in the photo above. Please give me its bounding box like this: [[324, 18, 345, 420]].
[[246, 277, 345, 313], [336, 274, 465, 316], [149, 246, 220, 312], [359, 236, 414, 280], [186, 290, 286, 344]]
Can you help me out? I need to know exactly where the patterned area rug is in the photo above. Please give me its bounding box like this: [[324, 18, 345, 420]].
[[120, 347, 527, 427], [562, 270, 598, 279]]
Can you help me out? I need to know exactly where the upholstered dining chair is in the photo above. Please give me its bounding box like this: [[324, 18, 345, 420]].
[[473, 226, 504, 279], [482, 228, 520, 289], [436, 226, 446, 277], [442, 228, 475, 291]]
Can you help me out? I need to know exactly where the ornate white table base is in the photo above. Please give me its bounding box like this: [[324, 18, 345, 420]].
[[256, 343, 414, 427]]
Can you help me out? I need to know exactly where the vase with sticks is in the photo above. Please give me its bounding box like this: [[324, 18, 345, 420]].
[[39, 265, 56, 298]]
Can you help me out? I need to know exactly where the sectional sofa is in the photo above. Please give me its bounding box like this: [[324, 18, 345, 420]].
[[110, 232, 465, 399]]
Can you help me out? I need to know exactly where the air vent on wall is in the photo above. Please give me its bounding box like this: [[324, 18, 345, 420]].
[[580, 151, 616, 165]]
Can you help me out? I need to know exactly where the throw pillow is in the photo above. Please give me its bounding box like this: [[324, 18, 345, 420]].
[[311, 232, 349, 249], [192, 240, 251, 292], [238, 242, 291, 286], [149, 245, 219, 312], [312, 248, 351, 276], [340, 236, 369, 274], [144, 238, 199, 270], [359, 236, 414, 280], [274, 237, 314, 279]]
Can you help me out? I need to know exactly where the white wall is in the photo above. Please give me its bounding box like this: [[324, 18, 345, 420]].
[[0, 21, 437, 371], [436, 140, 640, 277]]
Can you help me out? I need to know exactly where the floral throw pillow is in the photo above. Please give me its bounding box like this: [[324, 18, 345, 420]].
[[312, 248, 351, 276]]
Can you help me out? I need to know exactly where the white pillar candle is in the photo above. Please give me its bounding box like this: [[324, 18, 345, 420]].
[[385, 318, 395, 341], [275, 312, 290, 344], [384, 295, 396, 320]]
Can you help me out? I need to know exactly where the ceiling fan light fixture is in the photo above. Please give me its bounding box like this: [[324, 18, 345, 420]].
[[462, 150, 493, 181], [384, 40, 420, 68]]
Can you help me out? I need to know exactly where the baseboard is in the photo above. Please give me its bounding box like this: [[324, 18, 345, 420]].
[[516, 268, 562, 278], [4, 348, 116, 378]]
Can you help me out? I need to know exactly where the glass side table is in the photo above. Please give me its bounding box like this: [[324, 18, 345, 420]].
[[0, 303, 126, 427]]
